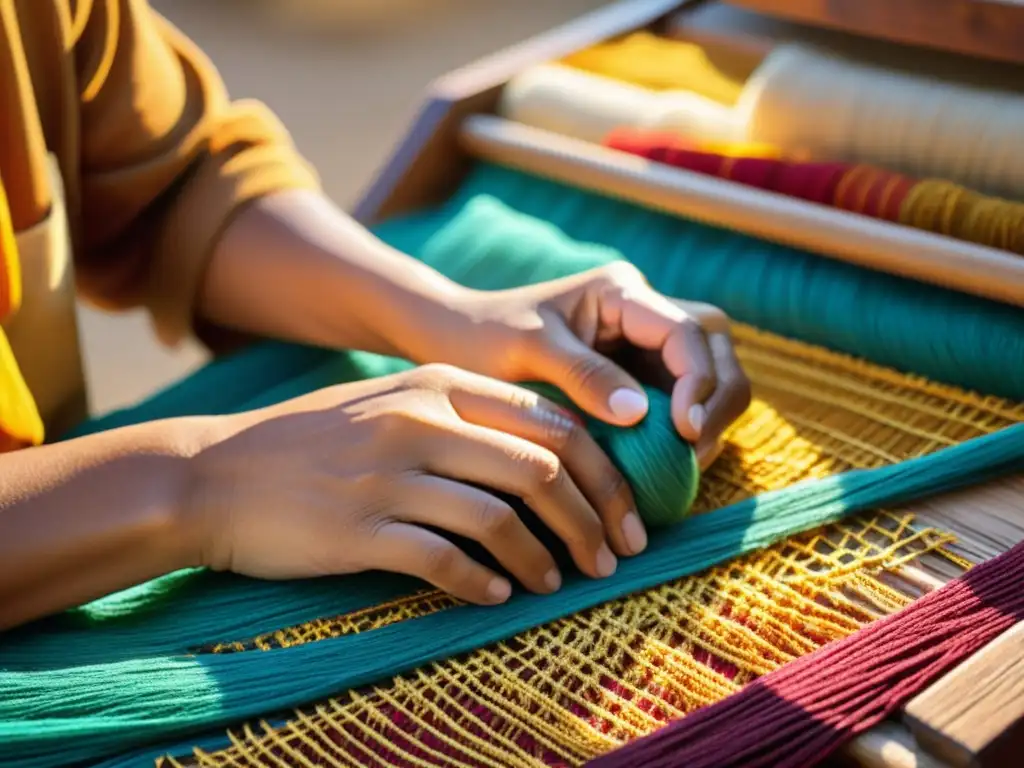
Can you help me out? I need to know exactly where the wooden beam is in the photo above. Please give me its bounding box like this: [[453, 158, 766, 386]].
[[459, 115, 1024, 308], [720, 0, 1024, 65], [351, 0, 692, 224], [903, 621, 1024, 767]]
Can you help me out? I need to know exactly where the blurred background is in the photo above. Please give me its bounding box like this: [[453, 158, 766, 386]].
[[80, 0, 611, 415]]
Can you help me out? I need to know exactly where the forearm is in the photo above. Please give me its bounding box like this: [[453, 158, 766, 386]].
[[199, 190, 471, 360], [0, 419, 212, 630]]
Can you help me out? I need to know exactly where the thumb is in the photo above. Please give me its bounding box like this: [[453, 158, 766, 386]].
[[531, 319, 648, 427]]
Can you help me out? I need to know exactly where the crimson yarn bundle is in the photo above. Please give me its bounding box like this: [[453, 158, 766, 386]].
[[587, 539, 1024, 768], [604, 127, 1024, 255]]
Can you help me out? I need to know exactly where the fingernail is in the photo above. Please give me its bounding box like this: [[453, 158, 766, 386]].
[[486, 577, 512, 604], [688, 404, 706, 437], [595, 543, 618, 578], [621, 511, 648, 555], [609, 388, 648, 422], [544, 568, 562, 592]]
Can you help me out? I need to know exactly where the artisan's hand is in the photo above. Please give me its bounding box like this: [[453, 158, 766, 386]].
[[201, 194, 749, 465], [185, 364, 642, 605], [417, 263, 751, 468]]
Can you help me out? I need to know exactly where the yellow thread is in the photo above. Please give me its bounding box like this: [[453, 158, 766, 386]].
[[560, 31, 760, 105], [901, 179, 1024, 255], [182, 323, 1019, 767]]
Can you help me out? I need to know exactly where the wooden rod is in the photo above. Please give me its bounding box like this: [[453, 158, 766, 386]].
[[459, 115, 1024, 309], [844, 722, 950, 768], [903, 621, 1024, 767]]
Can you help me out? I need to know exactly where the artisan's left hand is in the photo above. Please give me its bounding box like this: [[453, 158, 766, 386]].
[[422, 263, 751, 469]]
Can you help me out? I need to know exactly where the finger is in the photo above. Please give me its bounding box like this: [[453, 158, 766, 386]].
[[662, 319, 716, 443], [695, 333, 751, 443], [420, 415, 617, 581], [602, 284, 717, 441], [399, 475, 562, 594], [447, 381, 645, 557], [695, 438, 726, 471], [530, 314, 649, 428], [370, 522, 512, 606]]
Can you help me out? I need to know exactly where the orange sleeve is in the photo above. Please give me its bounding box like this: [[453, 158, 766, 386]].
[[73, 0, 321, 344]]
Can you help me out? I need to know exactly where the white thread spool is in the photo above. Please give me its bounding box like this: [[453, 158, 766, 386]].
[[739, 45, 1024, 200], [498, 63, 746, 145]]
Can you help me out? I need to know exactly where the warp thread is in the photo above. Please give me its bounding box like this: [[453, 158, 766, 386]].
[[4, 410, 1023, 767], [5, 189, 1024, 766], [605, 127, 1024, 254], [588, 539, 1024, 768]]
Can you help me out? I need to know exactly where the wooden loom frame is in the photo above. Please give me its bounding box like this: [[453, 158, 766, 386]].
[[354, 0, 1024, 310], [345, 1, 1024, 766]]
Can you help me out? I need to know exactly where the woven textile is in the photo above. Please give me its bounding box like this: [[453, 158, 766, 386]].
[[167, 324, 1018, 768]]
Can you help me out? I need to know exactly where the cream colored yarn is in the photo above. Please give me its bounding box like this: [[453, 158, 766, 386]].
[[739, 45, 1024, 200], [498, 63, 746, 144]]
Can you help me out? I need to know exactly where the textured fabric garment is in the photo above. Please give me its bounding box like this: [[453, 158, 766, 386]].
[[0, 0, 319, 445], [0, 168, 42, 451]]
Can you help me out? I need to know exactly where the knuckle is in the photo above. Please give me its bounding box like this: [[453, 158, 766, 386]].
[[690, 302, 730, 330], [524, 449, 565, 492], [601, 260, 645, 287], [565, 354, 607, 389], [408, 362, 461, 389], [564, 516, 605, 552], [421, 542, 461, 581], [602, 470, 630, 504], [373, 410, 414, 439], [692, 370, 718, 395], [535, 406, 580, 450], [476, 501, 520, 540], [727, 377, 753, 416]]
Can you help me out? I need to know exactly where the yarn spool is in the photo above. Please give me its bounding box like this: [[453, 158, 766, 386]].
[[740, 45, 1024, 200], [901, 180, 1024, 255], [560, 31, 759, 104], [498, 63, 745, 145], [604, 127, 1024, 256], [526, 383, 700, 528]]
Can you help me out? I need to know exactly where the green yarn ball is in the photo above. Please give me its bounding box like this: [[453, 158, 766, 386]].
[[528, 382, 700, 527]]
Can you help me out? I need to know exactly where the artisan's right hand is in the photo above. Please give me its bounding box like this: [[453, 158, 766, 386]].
[[183, 364, 643, 606]]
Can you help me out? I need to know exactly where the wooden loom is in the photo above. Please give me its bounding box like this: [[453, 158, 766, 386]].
[[174, 2, 1024, 767]]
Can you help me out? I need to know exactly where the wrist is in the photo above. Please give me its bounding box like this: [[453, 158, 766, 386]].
[[370, 261, 480, 363], [156, 416, 234, 572]]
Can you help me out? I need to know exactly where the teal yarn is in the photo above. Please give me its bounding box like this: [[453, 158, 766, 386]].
[[5, 170, 1024, 765], [527, 382, 700, 527], [8, 199, 699, 674], [4, 423, 1024, 767], [372, 164, 1024, 401]]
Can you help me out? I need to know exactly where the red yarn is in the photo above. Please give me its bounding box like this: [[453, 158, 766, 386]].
[[604, 128, 915, 222], [587, 541, 1024, 768]]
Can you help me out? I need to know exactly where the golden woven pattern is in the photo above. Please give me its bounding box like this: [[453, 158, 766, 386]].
[[176, 324, 1021, 767], [211, 592, 463, 654]]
